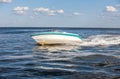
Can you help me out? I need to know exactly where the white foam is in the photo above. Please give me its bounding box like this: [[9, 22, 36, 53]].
[[79, 34, 120, 47]]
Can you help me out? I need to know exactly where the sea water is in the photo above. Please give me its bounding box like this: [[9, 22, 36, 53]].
[[0, 27, 120, 79]]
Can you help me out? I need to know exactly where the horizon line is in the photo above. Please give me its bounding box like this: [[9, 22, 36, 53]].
[[0, 27, 120, 29]]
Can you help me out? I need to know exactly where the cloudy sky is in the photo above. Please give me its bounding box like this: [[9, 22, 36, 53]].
[[0, 0, 120, 28]]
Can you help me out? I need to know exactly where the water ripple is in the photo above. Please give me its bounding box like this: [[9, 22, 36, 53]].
[[0, 28, 120, 79]]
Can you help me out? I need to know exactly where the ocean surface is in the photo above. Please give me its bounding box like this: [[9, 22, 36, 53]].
[[0, 27, 120, 79]]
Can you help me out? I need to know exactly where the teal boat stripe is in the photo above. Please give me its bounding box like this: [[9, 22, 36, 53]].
[[31, 32, 82, 39]]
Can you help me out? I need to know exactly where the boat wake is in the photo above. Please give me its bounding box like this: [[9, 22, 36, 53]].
[[79, 34, 120, 47]]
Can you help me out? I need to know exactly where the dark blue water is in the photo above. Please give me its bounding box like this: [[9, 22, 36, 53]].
[[0, 27, 120, 79]]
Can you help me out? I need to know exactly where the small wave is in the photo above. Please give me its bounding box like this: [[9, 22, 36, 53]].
[[1, 55, 33, 60]]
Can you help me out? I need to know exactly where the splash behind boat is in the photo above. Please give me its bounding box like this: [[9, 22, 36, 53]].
[[31, 31, 82, 45]]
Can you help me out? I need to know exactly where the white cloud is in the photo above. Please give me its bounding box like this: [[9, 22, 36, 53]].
[[57, 9, 64, 14], [0, 0, 12, 3], [33, 7, 64, 16], [106, 6, 117, 12], [13, 6, 29, 15], [73, 12, 81, 16]]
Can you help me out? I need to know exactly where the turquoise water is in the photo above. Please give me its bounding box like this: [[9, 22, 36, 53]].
[[0, 27, 120, 79]]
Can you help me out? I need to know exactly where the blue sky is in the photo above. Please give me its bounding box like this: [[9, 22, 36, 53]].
[[0, 0, 120, 28]]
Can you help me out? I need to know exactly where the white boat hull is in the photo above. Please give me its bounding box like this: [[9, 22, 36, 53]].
[[32, 35, 82, 45]]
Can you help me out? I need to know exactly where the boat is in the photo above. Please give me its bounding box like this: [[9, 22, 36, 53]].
[[31, 31, 82, 45]]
